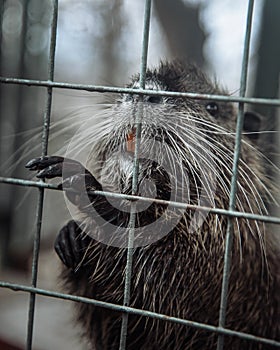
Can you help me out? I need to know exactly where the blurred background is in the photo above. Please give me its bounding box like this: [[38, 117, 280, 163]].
[[0, 0, 279, 349]]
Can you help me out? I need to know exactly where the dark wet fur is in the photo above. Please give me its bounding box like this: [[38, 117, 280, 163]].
[[28, 61, 279, 349]]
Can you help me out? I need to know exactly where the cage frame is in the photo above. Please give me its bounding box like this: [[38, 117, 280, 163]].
[[0, 0, 280, 349]]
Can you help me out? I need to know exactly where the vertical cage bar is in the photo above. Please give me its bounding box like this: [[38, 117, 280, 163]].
[[118, 1, 152, 349], [26, 1, 58, 349], [0, 0, 3, 75], [216, 0, 255, 349]]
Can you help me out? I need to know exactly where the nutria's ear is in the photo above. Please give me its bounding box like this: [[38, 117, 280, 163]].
[[243, 111, 263, 141]]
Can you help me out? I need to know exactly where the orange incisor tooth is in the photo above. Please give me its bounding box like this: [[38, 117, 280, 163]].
[[127, 128, 136, 153]]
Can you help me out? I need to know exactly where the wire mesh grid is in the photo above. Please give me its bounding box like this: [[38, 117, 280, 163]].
[[0, 0, 279, 349]]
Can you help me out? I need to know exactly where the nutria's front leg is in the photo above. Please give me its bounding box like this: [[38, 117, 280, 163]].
[[25, 156, 98, 271], [25, 155, 126, 224], [25, 156, 102, 205], [26, 156, 127, 349], [26, 155, 170, 233], [54, 220, 92, 270]]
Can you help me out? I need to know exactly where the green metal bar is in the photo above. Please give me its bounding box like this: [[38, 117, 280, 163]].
[[26, 1, 58, 349], [217, 1, 255, 349], [0, 281, 279, 348], [1, 76, 280, 106], [1, 176, 280, 225], [119, 1, 152, 349]]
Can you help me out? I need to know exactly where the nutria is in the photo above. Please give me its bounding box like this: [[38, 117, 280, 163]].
[[26, 60, 279, 349]]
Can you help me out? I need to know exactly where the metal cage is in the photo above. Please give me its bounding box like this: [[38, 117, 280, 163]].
[[0, 0, 279, 349]]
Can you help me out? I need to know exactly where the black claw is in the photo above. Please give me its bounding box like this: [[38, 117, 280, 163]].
[[36, 163, 63, 179], [26, 155, 103, 207], [25, 156, 48, 170], [55, 221, 79, 268], [25, 156, 64, 171], [54, 220, 91, 270]]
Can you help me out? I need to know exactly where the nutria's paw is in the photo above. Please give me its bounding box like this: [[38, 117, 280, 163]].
[[25, 155, 103, 205], [25, 156, 65, 171], [54, 220, 92, 270], [26, 156, 87, 179]]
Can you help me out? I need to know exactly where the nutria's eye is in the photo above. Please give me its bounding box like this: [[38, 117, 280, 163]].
[[147, 95, 163, 104], [206, 102, 219, 116]]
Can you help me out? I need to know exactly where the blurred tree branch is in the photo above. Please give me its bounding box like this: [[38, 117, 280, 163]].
[[154, 0, 206, 66]]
